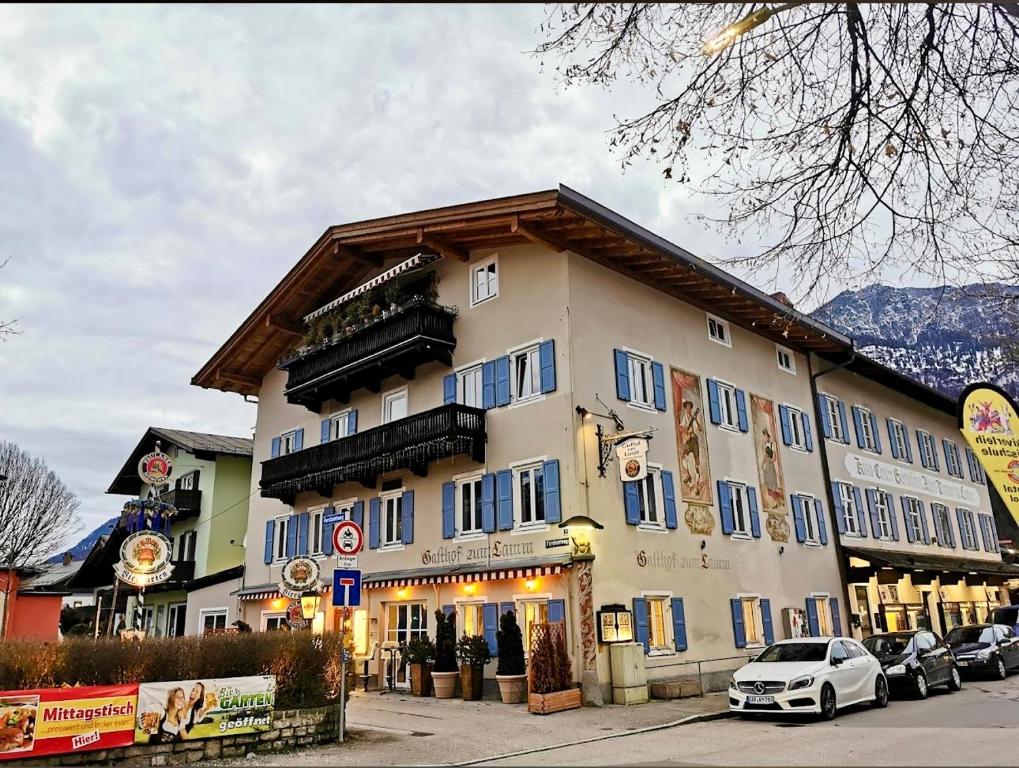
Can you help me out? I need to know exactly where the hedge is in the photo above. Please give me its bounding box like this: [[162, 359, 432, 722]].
[[0, 631, 349, 710]]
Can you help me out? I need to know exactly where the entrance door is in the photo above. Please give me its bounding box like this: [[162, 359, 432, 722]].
[[168, 603, 187, 637], [385, 602, 428, 688], [854, 585, 873, 638]]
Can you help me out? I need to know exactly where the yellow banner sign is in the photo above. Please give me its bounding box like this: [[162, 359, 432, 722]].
[[958, 383, 1019, 525]]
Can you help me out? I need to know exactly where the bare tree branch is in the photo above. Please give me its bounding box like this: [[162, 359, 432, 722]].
[[0, 257, 20, 341]]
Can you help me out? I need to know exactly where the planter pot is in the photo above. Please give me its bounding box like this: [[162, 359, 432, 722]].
[[528, 687, 583, 715], [459, 664, 485, 701], [496, 674, 528, 704], [431, 670, 459, 699], [409, 662, 433, 697]]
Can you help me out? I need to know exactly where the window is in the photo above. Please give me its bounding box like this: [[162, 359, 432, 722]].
[[785, 405, 806, 450], [264, 614, 289, 632], [380, 492, 404, 546], [646, 596, 672, 652], [707, 314, 731, 347], [386, 603, 429, 645], [933, 503, 953, 548], [511, 344, 541, 403], [138, 606, 154, 633], [966, 448, 985, 484], [830, 641, 850, 664], [636, 467, 663, 527], [176, 530, 197, 562], [178, 471, 198, 491], [457, 475, 484, 536], [944, 440, 963, 478], [728, 481, 752, 537], [458, 602, 484, 638], [889, 419, 909, 461], [514, 462, 546, 527], [281, 430, 299, 456], [273, 516, 290, 562], [979, 513, 1000, 553], [382, 388, 408, 424], [470, 257, 498, 306], [855, 406, 878, 452], [519, 599, 549, 653], [310, 508, 324, 555], [776, 345, 796, 374], [716, 381, 738, 430], [836, 483, 860, 536], [810, 597, 833, 636], [623, 353, 653, 408], [872, 491, 893, 540], [795, 494, 819, 544], [917, 430, 939, 471], [201, 610, 228, 634], [457, 364, 484, 408], [329, 411, 352, 440], [740, 597, 764, 646], [821, 395, 846, 442], [958, 508, 978, 550], [903, 496, 924, 542]]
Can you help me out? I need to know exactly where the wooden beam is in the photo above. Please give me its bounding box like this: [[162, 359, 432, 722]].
[[217, 369, 260, 388], [510, 217, 570, 253], [334, 243, 383, 268], [264, 315, 304, 337], [416, 230, 469, 262]]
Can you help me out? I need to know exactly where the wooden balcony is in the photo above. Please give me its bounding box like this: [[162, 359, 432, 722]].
[[260, 403, 486, 503], [161, 488, 202, 520], [281, 300, 457, 411]]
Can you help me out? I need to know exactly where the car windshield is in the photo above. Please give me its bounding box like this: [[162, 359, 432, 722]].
[[946, 626, 995, 645], [989, 607, 1019, 626], [755, 643, 828, 663], [863, 634, 913, 656]]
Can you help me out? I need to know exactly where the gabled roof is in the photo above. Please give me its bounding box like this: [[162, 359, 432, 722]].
[[20, 559, 84, 590], [108, 427, 253, 495]]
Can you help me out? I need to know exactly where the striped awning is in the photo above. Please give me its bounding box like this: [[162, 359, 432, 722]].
[[233, 582, 332, 601], [363, 559, 572, 590], [304, 253, 435, 322]]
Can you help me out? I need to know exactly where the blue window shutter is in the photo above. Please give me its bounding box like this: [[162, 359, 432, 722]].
[[831, 483, 846, 535], [351, 500, 364, 530], [903, 428, 914, 463], [624, 481, 640, 525], [539, 339, 556, 393], [886, 419, 899, 459], [735, 389, 749, 433], [443, 373, 457, 405], [779, 405, 793, 446], [293, 428, 304, 451], [662, 471, 678, 529], [270, 437, 281, 458], [347, 409, 357, 435], [548, 599, 565, 625], [633, 598, 649, 652], [830, 598, 843, 636], [481, 473, 496, 533], [852, 407, 865, 448], [442, 482, 456, 539], [484, 603, 499, 655], [401, 491, 414, 544], [671, 598, 687, 651], [542, 459, 561, 523], [918, 501, 930, 544], [852, 487, 867, 536], [718, 481, 734, 534], [730, 599, 746, 648], [760, 598, 774, 645], [496, 470, 513, 530], [887, 494, 900, 541], [870, 413, 882, 453], [801, 412, 814, 451], [902, 497, 916, 543], [990, 516, 1000, 553], [815, 499, 828, 545], [837, 401, 850, 444], [792, 495, 807, 542], [500, 602, 515, 621], [748, 487, 761, 538], [495, 355, 511, 406], [482, 361, 496, 409], [931, 505, 944, 546], [286, 514, 298, 557], [651, 361, 667, 411], [323, 510, 335, 556], [956, 509, 969, 550], [614, 349, 631, 402], [917, 432, 928, 468], [321, 418, 331, 444], [297, 512, 310, 555], [945, 509, 956, 548], [817, 395, 832, 438], [368, 498, 381, 549], [707, 379, 722, 425], [805, 598, 820, 636], [443, 604, 454, 618], [867, 489, 880, 537], [263, 520, 274, 564], [942, 440, 950, 474]]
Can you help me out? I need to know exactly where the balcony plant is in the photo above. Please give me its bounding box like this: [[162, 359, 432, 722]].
[[527, 622, 581, 715], [401, 636, 435, 697], [431, 609, 459, 699], [456, 633, 491, 702], [495, 609, 527, 704]]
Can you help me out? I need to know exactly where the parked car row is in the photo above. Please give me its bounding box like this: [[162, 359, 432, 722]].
[[729, 624, 1019, 720]]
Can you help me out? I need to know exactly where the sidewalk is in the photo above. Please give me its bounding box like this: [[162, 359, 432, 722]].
[[219, 690, 730, 767]]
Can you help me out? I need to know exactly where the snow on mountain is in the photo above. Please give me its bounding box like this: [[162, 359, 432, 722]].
[[46, 516, 118, 563]]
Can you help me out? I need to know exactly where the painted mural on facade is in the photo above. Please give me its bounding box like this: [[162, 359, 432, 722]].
[[749, 394, 790, 542], [670, 367, 714, 535]]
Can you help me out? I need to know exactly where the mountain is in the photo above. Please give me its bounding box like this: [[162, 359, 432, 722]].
[[810, 283, 1019, 399], [46, 516, 118, 563]]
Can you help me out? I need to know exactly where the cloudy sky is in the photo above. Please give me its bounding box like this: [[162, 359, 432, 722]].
[[0, 5, 874, 546]]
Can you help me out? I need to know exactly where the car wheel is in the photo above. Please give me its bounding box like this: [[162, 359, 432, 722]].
[[947, 666, 962, 692], [914, 671, 928, 699], [994, 656, 1007, 680], [872, 675, 889, 708], [819, 683, 837, 721]]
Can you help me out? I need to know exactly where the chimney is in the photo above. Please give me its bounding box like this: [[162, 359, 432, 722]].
[[770, 291, 794, 308], [62, 552, 73, 566]]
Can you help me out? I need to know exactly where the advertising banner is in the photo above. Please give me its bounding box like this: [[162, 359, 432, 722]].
[[0, 684, 138, 761], [134, 676, 275, 743], [958, 382, 1019, 526]]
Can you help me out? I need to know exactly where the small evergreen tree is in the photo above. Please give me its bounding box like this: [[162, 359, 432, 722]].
[[496, 610, 525, 676], [433, 609, 458, 673]]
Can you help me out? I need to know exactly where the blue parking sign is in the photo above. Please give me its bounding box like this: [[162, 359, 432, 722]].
[[332, 569, 362, 607]]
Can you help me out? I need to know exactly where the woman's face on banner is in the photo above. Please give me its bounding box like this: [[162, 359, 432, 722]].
[[189, 684, 203, 703]]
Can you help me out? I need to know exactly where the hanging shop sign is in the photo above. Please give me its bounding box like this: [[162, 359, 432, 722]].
[[135, 676, 274, 743], [0, 684, 138, 761], [958, 382, 1019, 525], [114, 531, 174, 587], [615, 437, 649, 483], [596, 604, 634, 644], [278, 557, 321, 600], [285, 601, 309, 629], [137, 451, 173, 487]]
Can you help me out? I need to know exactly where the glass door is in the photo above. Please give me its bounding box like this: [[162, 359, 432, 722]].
[[385, 602, 428, 688], [168, 603, 187, 637]]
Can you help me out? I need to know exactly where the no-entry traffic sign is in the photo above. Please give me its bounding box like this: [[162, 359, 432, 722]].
[[332, 520, 363, 557]]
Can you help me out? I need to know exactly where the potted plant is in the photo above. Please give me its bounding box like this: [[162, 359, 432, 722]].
[[431, 609, 459, 699], [402, 636, 436, 697], [527, 622, 582, 714], [495, 609, 527, 704], [456, 633, 491, 701]]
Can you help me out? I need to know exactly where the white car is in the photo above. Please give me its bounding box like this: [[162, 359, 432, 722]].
[[729, 637, 889, 719]]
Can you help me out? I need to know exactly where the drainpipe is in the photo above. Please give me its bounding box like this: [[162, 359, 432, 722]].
[[808, 348, 857, 636]]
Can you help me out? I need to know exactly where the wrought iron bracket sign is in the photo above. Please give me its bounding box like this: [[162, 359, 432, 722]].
[[597, 425, 656, 478]]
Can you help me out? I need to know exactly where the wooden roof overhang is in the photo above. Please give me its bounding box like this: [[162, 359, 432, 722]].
[[193, 185, 851, 395]]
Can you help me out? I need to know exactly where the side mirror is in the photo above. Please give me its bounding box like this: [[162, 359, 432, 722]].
[[831, 656, 844, 667]]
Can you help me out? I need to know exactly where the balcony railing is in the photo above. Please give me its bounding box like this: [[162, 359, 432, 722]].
[[260, 403, 487, 503], [169, 559, 196, 582], [160, 488, 202, 519], [281, 300, 457, 410]]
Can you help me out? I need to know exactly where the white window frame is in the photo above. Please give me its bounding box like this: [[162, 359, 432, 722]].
[[918, 430, 937, 470], [725, 479, 752, 538], [309, 505, 326, 556], [273, 515, 290, 563], [509, 340, 542, 405], [381, 386, 408, 424], [514, 594, 552, 655], [455, 361, 485, 408], [636, 464, 665, 529], [379, 490, 404, 549], [280, 428, 300, 456], [512, 457, 548, 530], [776, 344, 796, 374], [795, 492, 819, 545], [178, 471, 198, 491], [328, 409, 352, 441], [261, 612, 289, 632], [625, 350, 655, 410], [736, 593, 765, 648], [903, 496, 923, 541], [808, 593, 834, 637], [856, 405, 877, 452], [873, 490, 893, 540], [469, 255, 499, 307], [707, 313, 731, 348], [958, 508, 977, 549], [200, 608, 228, 633], [944, 440, 961, 477], [167, 603, 187, 637], [784, 403, 806, 451], [455, 472, 485, 538], [820, 394, 845, 443], [640, 590, 675, 655], [454, 598, 487, 639], [889, 419, 909, 462], [836, 482, 860, 537], [715, 379, 739, 432]]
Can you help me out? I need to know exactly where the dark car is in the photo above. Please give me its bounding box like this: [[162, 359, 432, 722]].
[[945, 624, 1019, 679], [986, 606, 1019, 635], [863, 630, 961, 698]]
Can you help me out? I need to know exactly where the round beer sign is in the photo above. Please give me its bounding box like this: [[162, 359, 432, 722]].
[[138, 451, 173, 486], [114, 531, 174, 587], [279, 556, 321, 600]]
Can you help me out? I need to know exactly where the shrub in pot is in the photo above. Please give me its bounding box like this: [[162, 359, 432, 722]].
[[431, 609, 459, 699], [527, 622, 581, 715], [495, 610, 527, 704], [402, 636, 435, 697], [456, 634, 491, 701]]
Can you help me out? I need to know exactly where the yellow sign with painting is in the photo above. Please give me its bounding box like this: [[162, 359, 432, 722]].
[[958, 383, 1019, 525]]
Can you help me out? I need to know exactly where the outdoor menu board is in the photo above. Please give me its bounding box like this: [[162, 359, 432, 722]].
[[134, 676, 275, 743]]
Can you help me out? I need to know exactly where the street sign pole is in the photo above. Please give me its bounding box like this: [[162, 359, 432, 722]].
[[331, 565, 361, 745]]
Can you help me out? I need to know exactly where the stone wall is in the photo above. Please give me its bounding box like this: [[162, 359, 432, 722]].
[[24, 704, 342, 767]]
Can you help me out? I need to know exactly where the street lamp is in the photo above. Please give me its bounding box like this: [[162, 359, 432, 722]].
[[703, 3, 803, 55], [300, 589, 321, 622]]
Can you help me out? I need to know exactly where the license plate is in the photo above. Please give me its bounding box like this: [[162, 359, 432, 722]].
[[746, 695, 775, 704], [957, 660, 969, 666]]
